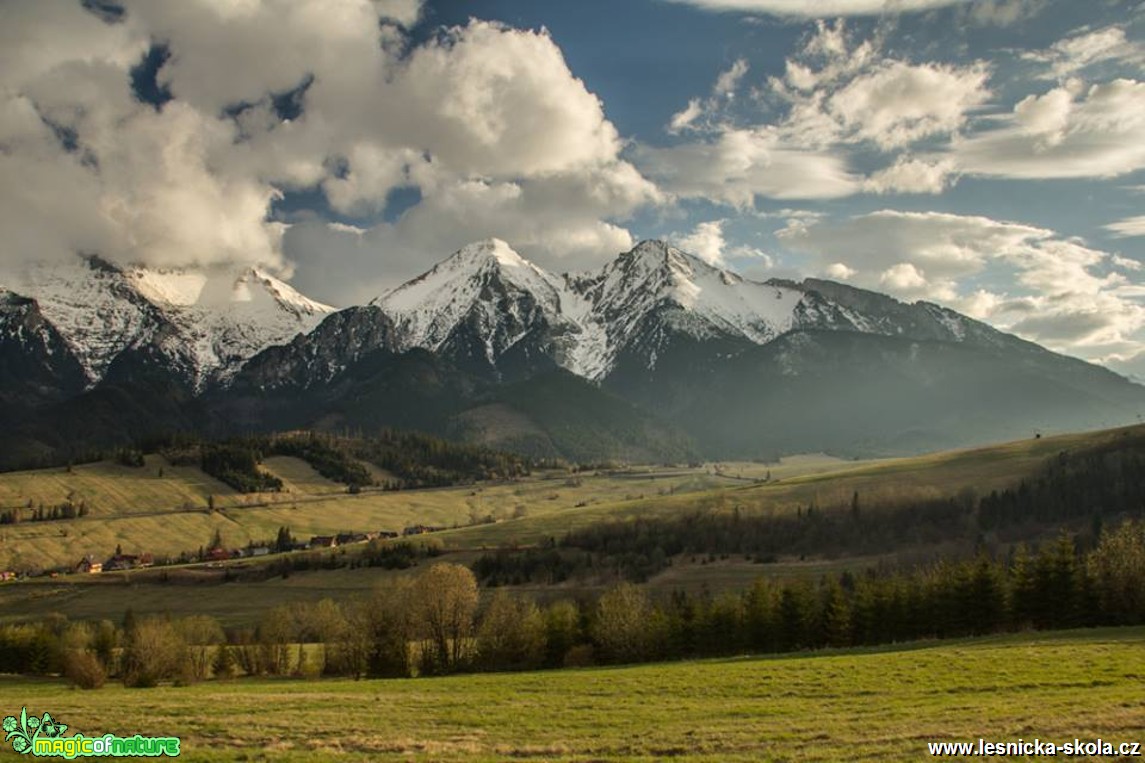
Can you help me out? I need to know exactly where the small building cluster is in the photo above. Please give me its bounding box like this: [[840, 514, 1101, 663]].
[[75, 552, 153, 574], [308, 530, 400, 549], [403, 524, 445, 536], [56, 526, 405, 576]]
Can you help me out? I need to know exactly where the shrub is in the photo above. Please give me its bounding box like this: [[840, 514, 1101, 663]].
[[563, 644, 596, 668], [65, 651, 107, 690]]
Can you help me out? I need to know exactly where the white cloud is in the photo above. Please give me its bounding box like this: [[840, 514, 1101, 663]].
[[715, 59, 750, 97], [635, 128, 861, 206], [823, 60, 991, 150], [0, 1, 146, 89], [661, 0, 973, 17], [880, 262, 932, 297], [826, 262, 856, 279], [669, 99, 704, 134], [865, 156, 955, 194], [778, 210, 1145, 361], [675, 221, 730, 266], [965, 0, 1043, 26], [644, 20, 988, 206], [671, 219, 774, 269], [766, 23, 991, 153], [955, 79, 1145, 179], [372, 0, 423, 26], [286, 167, 656, 304], [667, 59, 750, 135], [385, 21, 622, 179], [0, 2, 659, 292], [1106, 216, 1145, 238], [1024, 26, 1145, 79]]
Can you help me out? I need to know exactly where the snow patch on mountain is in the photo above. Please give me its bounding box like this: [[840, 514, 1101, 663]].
[[372, 239, 817, 381], [375, 239, 597, 372], [5, 257, 334, 389], [583, 241, 804, 351]]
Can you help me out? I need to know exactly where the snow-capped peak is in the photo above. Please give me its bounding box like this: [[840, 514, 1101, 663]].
[[373, 239, 583, 366], [372, 238, 809, 380], [127, 265, 331, 316], [577, 240, 805, 361], [460, 238, 531, 269], [3, 255, 334, 389]]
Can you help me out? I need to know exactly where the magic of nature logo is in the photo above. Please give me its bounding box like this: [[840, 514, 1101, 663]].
[[3, 708, 181, 758]]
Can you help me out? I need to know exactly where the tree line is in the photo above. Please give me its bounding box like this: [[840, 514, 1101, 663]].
[[137, 430, 530, 493], [3, 519, 1145, 687], [474, 437, 1145, 586]]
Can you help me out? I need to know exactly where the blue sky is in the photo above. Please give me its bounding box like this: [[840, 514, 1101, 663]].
[[3, 0, 1145, 373]]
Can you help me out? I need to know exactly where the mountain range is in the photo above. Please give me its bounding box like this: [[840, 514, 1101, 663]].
[[2, 239, 1143, 467]]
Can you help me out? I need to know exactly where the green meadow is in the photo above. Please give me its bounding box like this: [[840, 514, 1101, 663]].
[[1, 628, 1142, 762]]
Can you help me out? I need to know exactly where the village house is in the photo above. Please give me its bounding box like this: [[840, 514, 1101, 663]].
[[403, 524, 445, 536], [104, 553, 154, 571], [75, 555, 102, 574], [205, 547, 233, 562], [309, 535, 337, 549]]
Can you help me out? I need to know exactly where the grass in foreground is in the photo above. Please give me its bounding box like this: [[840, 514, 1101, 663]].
[[1, 628, 1142, 762]]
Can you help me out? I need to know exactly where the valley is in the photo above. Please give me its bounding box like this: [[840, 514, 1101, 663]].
[[5, 3, 1144, 761], [1, 423, 1135, 625]]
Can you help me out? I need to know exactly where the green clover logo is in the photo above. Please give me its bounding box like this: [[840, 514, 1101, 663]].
[[39, 714, 66, 739], [4, 707, 65, 755]]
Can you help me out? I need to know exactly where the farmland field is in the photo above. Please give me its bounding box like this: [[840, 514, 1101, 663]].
[[0, 449, 885, 571], [1, 424, 1138, 625], [0, 628, 1142, 761]]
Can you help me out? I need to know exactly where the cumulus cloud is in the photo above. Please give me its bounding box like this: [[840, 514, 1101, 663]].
[[777, 210, 1145, 361], [286, 168, 657, 303], [635, 128, 860, 206], [767, 23, 992, 152], [0, 1, 660, 299], [864, 156, 955, 194], [671, 219, 773, 268], [675, 221, 731, 266], [642, 21, 987, 206], [826, 262, 857, 280], [824, 61, 991, 149], [954, 79, 1145, 179], [660, 0, 973, 17]]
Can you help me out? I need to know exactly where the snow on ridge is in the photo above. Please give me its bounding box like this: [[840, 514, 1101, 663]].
[[375, 239, 578, 358], [7, 256, 334, 389], [372, 238, 811, 380]]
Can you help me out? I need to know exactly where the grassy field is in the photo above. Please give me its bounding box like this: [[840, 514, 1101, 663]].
[[0, 549, 908, 627], [0, 628, 1142, 761], [0, 455, 237, 518], [0, 453, 862, 571], [427, 425, 1120, 550], [2, 424, 1136, 625]]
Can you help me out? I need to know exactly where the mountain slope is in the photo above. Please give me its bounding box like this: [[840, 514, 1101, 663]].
[[3, 239, 1145, 465], [614, 328, 1145, 458], [0, 290, 87, 405], [3, 255, 334, 391], [374, 239, 593, 380]]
